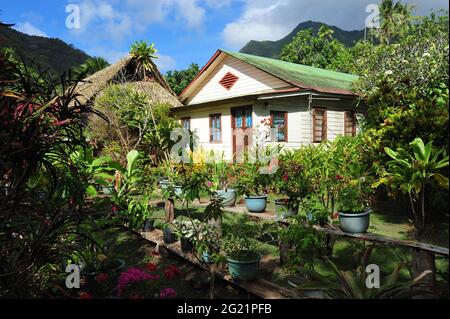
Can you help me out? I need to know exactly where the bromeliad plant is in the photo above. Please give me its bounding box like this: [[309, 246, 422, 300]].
[[295, 245, 434, 299]]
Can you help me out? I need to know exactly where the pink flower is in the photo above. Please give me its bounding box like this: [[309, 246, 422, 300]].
[[116, 267, 159, 297], [95, 272, 109, 283], [283, 175, 289, 182], [160, 288, 177, 299]]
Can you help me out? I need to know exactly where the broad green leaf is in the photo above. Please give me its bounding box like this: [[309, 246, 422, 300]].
[[433, 173, 449, 189]]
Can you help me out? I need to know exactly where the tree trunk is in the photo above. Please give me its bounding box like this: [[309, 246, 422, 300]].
[[278, 238, 292, 266], [411, 248, 436, 298], [208, 216, 223, 238], [165, 198, 174, 223]]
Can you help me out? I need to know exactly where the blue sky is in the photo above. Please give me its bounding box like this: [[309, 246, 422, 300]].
[[1, 0, 448, 73]]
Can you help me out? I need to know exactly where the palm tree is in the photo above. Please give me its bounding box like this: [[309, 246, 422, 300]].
[[75, 57, 110, 78], [378, 0, 412, 44], [318, 25, 334, 42], [129, 40, 158, 79]]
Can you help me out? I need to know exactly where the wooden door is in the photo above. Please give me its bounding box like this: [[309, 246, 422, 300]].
[[231, 106, 253, 162]]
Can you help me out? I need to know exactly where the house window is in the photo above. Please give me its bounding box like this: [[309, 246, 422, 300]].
[[270, 111, 288, 142], [181, 117, 191, 131], [313, 108, 327, 143], [344, 111, 357, 137], [233, 107, 252, 129], [209, 114, 222, 143]]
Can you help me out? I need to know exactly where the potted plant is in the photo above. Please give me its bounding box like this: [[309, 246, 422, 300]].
[[219, 216, 272, 281], [337, 186, 371, 233], [141, 196, 155, 232], [192, 223, 220, 264], [173, 219, 201, 253], [336, 162, 373, 234], [209, 161, 238, 207], [162, 224, 177, 244], [272, 152, 310, 218], [234, 162, 270, 213]]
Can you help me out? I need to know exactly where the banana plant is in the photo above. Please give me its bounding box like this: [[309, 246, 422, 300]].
[[111, 150, 142, 210], [69, 147, 122, 197]]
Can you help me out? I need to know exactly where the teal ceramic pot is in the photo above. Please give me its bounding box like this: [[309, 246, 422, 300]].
[[339, 210, 371, 233], [227, 251, 261, 281], [274, 199, 298, 218], [215, 189, 237, 207], [244, 195, 268, 213]]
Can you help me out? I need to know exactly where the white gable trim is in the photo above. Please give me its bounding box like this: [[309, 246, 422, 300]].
[[182, 54, 293, 105]]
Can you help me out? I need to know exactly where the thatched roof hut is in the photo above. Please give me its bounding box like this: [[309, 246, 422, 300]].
[[75, 55, 182, 107]]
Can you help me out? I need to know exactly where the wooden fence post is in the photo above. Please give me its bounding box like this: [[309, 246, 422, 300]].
[[165, 198, 174, 222]]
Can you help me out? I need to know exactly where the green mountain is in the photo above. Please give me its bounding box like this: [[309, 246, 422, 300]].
[[0, 25, 91, 75], [240, 20, 365, 59]]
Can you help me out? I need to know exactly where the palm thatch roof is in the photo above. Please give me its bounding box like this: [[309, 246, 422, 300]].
[[75, 55, 182, 107]]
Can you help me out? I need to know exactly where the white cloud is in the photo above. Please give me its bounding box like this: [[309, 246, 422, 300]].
[[154, 54, 177, 72], [71, 0, 208, 41], [222, 0, 450, 49], [14, 22, 48, 37]]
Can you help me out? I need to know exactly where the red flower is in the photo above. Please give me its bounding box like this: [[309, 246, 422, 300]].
[[111, 204, 119, 213], [95, 272, 109, 283], [146, 262, 157, 272], [79, 292, 92, 299], [283, 174, 289, 182], [164, 265, 181, 280], [335, 175, 344, 181]]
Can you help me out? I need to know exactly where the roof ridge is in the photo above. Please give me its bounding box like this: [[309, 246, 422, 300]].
[[220, 49, 358, 78]]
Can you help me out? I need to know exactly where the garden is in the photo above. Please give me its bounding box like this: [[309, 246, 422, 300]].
[[0, 7, 449, 300]]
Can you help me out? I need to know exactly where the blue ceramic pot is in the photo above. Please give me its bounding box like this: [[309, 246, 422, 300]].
[[339, 210, 371, 233], [227, 251, 261, 281], [215, 189, 237, 207], [244, 195, 268, 213]]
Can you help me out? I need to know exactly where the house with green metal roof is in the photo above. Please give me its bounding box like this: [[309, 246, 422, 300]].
[[174, 49, 362, 160]]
